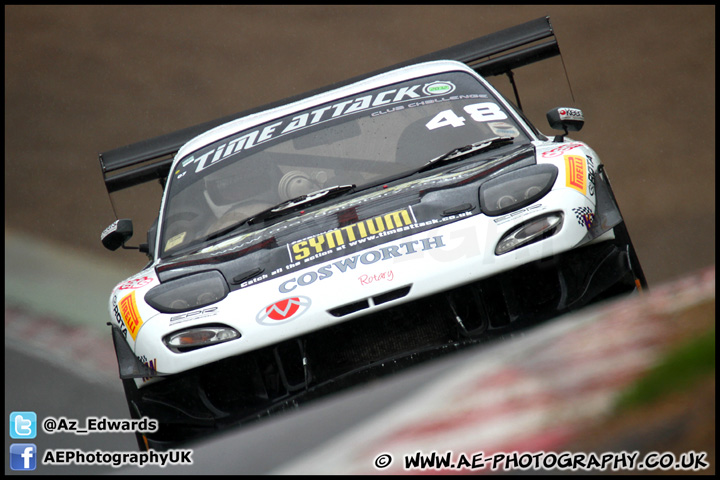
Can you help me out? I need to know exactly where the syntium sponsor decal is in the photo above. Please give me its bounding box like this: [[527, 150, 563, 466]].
[[209, 207, 472, 292], [251, 209, 471, 290], [289, 208, 415, 262], [198, 157, 500, 260], [279, 235, 445, 293]]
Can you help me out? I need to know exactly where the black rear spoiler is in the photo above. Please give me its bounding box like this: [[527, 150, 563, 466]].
[[99, 16, 558, 194]]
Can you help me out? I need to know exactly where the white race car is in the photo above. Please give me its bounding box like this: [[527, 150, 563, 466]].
[[99, 17, 646, 450]]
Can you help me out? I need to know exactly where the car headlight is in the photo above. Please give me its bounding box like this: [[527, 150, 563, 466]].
[[479, 164, 558, 216], [163, 324, 241, 353], [145, 270, 229, 313], [495, 212, 564, 255]]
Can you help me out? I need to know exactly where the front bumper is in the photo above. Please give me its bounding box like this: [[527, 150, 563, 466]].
[[121, 225, 643, 450]]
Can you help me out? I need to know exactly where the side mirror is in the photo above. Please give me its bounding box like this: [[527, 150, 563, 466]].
[[546, 107, 584, 141], [101, 219, 134, 251]]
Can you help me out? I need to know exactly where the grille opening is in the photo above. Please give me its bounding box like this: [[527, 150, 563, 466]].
[[328, 299, 369, 317], [446, 286, 489, 335], [273, 339, 307, 391], [308, 294, 458, 383], [373, 285, 412, 305]]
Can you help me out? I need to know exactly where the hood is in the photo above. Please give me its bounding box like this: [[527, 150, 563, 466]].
[[155, 143, 537, 289]]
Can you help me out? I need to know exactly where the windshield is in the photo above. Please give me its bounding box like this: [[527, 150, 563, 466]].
[[159, 70, 530, 257]]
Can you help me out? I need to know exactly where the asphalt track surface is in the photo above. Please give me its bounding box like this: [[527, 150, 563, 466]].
[[5, 5, 715, 475]]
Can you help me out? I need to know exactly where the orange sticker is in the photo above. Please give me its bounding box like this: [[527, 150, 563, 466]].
[[565, 154, 587, 194], [119, 291, 143, 340]]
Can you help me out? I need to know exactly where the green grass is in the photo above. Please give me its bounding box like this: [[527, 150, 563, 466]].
[[615, 327, 715, 410]]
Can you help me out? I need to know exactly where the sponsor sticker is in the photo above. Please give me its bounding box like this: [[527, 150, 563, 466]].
[[488, 121, 520, 138], [492, 204, 545, 226], [257, 296, 312, 325], [358, 270, 395, 286], [541, 142, 584, 158], [558, 107, 584, 121], [118, 276, 154, 290], [169, 306, 219, 325], [565, 154, 587, 195], [572, 206, 595, 230], [165, 232, 186, 251], [101, 220, 119, 238], [176, 80, 460, 177], [422, 81, 456, 96], [142, 358, 157, 382], [111, 295, 128, 339], [289, 208, 415, 262], [279, 235, 446, 293], [119, 291, 143, 340]]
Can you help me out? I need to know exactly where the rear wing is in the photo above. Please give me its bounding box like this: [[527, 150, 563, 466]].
[[99, 16, 559, 194]]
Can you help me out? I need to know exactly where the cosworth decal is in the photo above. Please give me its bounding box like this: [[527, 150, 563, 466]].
[[176, 80, 461, 177], [279, 235, 445, 293]]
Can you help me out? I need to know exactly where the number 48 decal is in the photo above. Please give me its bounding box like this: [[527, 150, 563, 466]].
[[426, 102, 507, 130]]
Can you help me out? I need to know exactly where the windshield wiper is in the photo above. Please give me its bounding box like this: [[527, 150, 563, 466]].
[[201, 184, 356, 242], [248, 184, 356, 225], [202, 217, 253, 243], [416, 136, 515, 173]]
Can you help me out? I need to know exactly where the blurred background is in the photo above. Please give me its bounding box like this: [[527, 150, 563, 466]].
[[5, 5, 715, 285]]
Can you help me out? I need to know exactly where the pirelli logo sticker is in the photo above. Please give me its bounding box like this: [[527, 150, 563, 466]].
[[565, 154, 587, 195], [290, 208, 415, 262], [119, 291, 143, 341]]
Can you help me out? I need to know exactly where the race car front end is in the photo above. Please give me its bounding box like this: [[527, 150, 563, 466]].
[[111, 138, 643, 450], [98, 18, 646, 451]]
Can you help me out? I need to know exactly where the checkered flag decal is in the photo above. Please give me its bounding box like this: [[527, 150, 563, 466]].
[[572, 206, 595, 230]]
